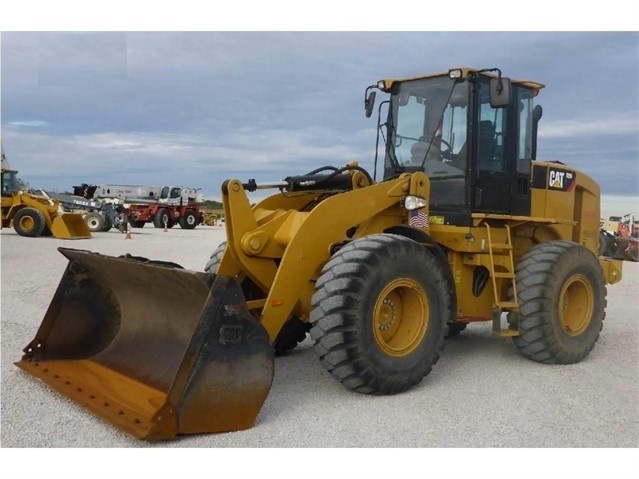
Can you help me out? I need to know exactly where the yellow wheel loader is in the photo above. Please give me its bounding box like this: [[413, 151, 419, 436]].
[[16, 68, 623, 440], [1, 148, 92, 239]]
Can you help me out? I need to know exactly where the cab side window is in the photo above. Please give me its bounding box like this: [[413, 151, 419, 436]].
[[517, 89, 534, 173], [478, 82, 507, 172]]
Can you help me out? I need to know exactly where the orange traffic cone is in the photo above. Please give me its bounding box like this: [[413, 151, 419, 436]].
[[125, 223, 132, 240], [163, 218, 168, 232]]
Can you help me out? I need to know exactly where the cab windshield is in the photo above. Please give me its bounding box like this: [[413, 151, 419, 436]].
[[384, 76, 469, 182], [1, 170, 18, 195]]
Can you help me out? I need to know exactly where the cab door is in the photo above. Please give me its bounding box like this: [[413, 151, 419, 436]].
[[471, 80, 510, 214], [471, 80, 531, 216]]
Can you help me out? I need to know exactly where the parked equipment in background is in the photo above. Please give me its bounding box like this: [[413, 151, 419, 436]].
[[17, 68, 624, 440], [40, 190, 125, 233], [1, 145, 91, 239], [75, 183, 161, 201], [599, 213, 638, 262], [76, 183, 205, 229], [125, 186, 204, 229]]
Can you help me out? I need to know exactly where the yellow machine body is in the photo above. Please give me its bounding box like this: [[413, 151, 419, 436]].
[[16, 67, 623, 440]]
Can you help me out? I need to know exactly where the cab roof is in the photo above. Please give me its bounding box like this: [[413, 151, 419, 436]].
[[378, 67, 545, 96]]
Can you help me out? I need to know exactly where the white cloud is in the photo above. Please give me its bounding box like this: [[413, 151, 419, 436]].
[[2, 32, 636, 198], [539, 115, 637, 139], [601, 195, 639, 219], [7, 120, 49, 127], [1, 127, 373, 199]]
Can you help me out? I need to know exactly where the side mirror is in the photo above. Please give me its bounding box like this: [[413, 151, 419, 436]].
[[531, 104, 543, 160], [489, 77, 512, 108], [365, 91, 376, 118]]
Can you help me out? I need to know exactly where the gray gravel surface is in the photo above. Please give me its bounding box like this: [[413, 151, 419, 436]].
[[1, 225, 637, 471]]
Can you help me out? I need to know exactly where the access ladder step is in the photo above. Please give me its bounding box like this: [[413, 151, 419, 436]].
[[496, 301, 519, 309], [493, 272, 516, 279], [490, 242, 512, 250], [498, 329, 519, 337]]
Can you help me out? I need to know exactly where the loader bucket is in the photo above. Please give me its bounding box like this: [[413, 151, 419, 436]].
[[15, 248, 274, 440], [620, 238, 639, 262], [50, 214, 92, 239]]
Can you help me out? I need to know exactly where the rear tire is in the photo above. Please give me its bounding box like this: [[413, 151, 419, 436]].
[[130, 220, 146, 228], [84, 212, 105, 232], [511, 240, 606, 364], [179, 209, 198, 229], [13, 207, 46, 237], [310, 234, 448, 394], [101, 214, 113, 232], [445, 321, 467, 339], [598, 231, 608, 256]]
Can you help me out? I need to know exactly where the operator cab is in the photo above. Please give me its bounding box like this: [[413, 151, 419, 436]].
[[158, 186, 184, 205], [1, 169, 19, 196], [1, 146, 20, 196], [371, 68, 544, 226], [160, 186, 182, 200]]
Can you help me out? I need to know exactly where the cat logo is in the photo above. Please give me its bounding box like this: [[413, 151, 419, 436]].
[[548, 168, 576, 192]]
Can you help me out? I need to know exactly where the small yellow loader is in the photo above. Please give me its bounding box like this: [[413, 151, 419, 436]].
[[1, 147, 91, 239]]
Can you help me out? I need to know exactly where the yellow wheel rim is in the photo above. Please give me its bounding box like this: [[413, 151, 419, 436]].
[[558, 274, 594, 336], [19, 216, 35, 231], [373, 278, 428, 357]]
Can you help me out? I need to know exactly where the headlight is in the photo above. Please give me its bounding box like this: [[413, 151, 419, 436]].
[[377, 80, 386, 90], [448, 69, 462, 79], [403, 195, 427, 211]]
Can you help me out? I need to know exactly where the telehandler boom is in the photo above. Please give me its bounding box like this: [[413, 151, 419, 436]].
[[16, 68, 623, 440]]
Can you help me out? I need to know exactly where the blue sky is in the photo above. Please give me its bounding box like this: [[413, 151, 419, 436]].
[[1, 30, 637, 210]]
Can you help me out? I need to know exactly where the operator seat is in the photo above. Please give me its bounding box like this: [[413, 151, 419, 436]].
[[410, 141, 429, 164], [410, 137, 441, 165]]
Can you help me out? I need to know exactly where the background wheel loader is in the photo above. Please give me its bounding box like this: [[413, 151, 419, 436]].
[[1, 145, 92, 239], [16, 67, 624, 440], [599, 213, 638, 262]]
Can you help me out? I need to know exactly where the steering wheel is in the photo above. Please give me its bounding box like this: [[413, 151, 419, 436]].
[[439, 138, 453, 160]]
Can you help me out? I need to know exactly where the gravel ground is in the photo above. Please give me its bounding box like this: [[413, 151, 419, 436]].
[[1, 225, 637, 473]]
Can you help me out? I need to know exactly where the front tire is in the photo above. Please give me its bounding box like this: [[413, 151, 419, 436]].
[[512, 240, 606, 364], [153, 208, 173, 229], [84, 212, 105, 232], [310, 234, 448, 394]]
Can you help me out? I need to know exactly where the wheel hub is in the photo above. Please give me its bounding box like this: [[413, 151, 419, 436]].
[[373, 278, 429, 357], [559, 274, 594, 336], [20, 217, 34, 230], [378, 299, 397, 331]]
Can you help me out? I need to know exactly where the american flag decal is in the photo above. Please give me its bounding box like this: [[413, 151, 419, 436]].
[[409, 210, 428, 228]]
